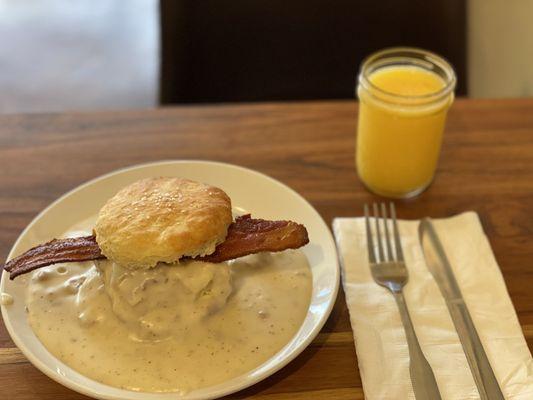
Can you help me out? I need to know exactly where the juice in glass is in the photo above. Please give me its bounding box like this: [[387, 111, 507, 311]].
[[356, 48, 456, 198]]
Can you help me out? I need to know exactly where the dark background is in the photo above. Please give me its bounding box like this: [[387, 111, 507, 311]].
[[160, 0, 466, 103], [0, 0, 466, 113]]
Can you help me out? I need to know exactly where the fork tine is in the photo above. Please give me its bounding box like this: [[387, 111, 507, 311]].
[[390, 202, 404, 261], [381, 203, 394, 261], [364, 204, 376, 264], [373, 203, 385, 263]]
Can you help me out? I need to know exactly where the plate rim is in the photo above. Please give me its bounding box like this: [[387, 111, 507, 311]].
[[1, 159, 340, 399]]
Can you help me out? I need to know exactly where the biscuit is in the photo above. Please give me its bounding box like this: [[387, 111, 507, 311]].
[[94, 177, 232, 268]]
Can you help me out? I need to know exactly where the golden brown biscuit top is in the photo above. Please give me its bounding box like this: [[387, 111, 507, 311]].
[[94, 177, 232, 268]]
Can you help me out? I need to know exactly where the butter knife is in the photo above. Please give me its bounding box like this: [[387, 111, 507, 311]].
[[419, 219, 504, 400]]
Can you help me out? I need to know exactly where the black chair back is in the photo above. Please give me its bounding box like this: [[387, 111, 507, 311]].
[[160, 0, 466, 103]]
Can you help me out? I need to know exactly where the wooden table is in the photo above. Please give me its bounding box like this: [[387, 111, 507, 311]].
[[2, 99, 533, 399]]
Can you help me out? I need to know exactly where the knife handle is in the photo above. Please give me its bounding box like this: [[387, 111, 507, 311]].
[[449, 302, 505, 400], [394, 292, 442, 400]]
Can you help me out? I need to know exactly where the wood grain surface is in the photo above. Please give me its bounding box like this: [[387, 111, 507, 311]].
[[1, 99, 533, 399]]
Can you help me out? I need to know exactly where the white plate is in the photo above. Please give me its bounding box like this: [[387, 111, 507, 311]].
[[1, 160, 339, 400]]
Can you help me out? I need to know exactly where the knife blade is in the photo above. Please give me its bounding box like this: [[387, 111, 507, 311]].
[[419, 218, 505, 400]]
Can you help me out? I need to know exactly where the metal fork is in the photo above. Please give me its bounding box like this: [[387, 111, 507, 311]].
[[365, 203, 442, 399]]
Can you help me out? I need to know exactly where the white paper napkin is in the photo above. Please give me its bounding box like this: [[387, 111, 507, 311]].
[[333, 212, 533, 399]]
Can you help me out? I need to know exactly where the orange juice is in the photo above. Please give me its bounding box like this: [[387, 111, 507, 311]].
[[356, 48, 456, 198]]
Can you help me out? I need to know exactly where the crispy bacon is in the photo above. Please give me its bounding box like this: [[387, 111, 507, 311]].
[[3, 215, 309, 279], [4, 236, 104, 280], [198, 214, 309, 263]]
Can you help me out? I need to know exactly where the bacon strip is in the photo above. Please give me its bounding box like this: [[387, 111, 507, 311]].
[[5, 236, 104, 279], [4, 215, 309, 279], [198, 214, 309, 263]]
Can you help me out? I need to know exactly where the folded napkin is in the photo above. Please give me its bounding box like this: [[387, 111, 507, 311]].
[[333, 212, 533, 399]]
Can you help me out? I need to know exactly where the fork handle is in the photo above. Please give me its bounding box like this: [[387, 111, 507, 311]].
[[393, 292, 442, 400]]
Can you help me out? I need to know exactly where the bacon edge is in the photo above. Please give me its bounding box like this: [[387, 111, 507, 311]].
[[198, 214, 309, 263], [4, 236, 105, 280], [4, 215, 309, 280]]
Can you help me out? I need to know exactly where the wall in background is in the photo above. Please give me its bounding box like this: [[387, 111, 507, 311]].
[[3, 0, 527, 110], [468, 0, 533, 98], [0, 0, 158, 113]]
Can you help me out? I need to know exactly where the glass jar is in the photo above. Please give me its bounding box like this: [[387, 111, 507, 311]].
[[356, 47, 456, 198]]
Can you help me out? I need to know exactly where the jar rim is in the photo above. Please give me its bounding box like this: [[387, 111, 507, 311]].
[[359, 47, 457, 102]]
